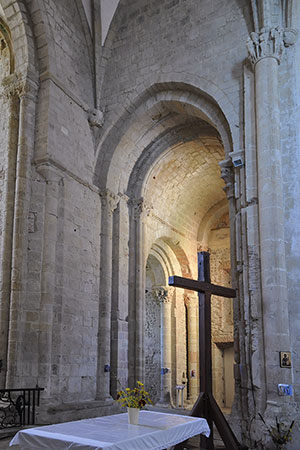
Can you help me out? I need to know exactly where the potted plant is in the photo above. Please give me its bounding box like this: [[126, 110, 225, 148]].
[[116, 381, 152, 425]]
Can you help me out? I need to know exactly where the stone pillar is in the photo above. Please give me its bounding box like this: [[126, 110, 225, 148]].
[[5, 78, 39, 388], [220, 159, 249, 416], [185, 293, 198, 402], [0, 81, 20, 388], [110, 194, 129, 396], [247, 28, 293, 405], [128, 198, 152, 386], [134, 199, 145, 383], [36, 164, 63, 396], [158, 287, 174, 405], [96, 189, 118, 401]]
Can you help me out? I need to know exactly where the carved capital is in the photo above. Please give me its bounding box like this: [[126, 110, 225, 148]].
[[283, 28, 299, 47], [153, 287, 174, 304], [247, 27, 285, 67], [0, 74, 38, 100], [88, 108, 104, 128], [100, 189, 119, 216], [130, 197, 153, 221], [219, 159, 234, 199]]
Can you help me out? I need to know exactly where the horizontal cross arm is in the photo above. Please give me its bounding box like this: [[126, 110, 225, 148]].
[[168, 276, 236, 298]]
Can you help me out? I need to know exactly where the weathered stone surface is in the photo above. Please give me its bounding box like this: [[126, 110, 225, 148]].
[[0, 1, 300, 447]]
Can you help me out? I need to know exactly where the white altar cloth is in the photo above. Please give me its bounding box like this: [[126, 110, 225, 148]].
[[10, 410, 210, 450]]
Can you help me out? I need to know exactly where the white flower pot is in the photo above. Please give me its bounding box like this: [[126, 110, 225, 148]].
[[127, 407, 140, 425]]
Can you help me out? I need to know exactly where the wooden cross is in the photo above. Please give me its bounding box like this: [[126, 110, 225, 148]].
[[169, 251, 247, 450]]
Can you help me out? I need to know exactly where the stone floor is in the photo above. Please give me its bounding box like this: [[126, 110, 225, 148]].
[[0, 437, 14, 449]]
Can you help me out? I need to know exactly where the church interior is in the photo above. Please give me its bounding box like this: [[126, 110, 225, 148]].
[[0, 0, 300, 448]]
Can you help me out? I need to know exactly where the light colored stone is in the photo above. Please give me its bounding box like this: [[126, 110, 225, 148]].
[[0, 1, 299, 448]]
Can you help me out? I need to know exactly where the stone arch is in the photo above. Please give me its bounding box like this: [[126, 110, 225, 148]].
[[145, 237, 192, 405], [0, 0, 34, 76], [0, 17, 14, 75], [127, 120, 221, 200], [158, 237, 192, 279], [145, 252, 165, 402], [150, 239, 182, 280], [112, 79, 235, 406], [197, 199, 229, 249], [0, 0, 56, 78], [94, 80, 235, 192]]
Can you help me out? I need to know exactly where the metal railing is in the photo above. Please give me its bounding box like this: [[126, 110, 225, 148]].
[[0, 387, 44, 429]]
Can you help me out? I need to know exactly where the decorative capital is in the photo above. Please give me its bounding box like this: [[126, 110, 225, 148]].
[[247, 27, 285, 67], [153, 287, 174, 304], [88, 108, 104, 128], [219, 159, 234, 199], [130, 197, 153, 221], [100, 189, 119, 216], [0, 74, 38, 100], [283, 28, 299, 47]]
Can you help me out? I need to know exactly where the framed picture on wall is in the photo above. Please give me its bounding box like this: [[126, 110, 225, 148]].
[[280, 351, 292, 368]]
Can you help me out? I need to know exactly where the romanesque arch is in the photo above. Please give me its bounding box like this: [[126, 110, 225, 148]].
[[94, 80, 235, 192], [94, 81, 238, 413]]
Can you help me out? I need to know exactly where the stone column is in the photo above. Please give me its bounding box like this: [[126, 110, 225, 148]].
[[134, 199, 145, 383], [220, 159, 250, 415], [5, 78, 39, 388], [247, 28, 293, 405], [110, 194, 129, 396], [128, 198, 152, 386], [0, 81, 20, 388], [96, 189, 118, 401], [35, 164, 63, 396], [158, 287, 174, 405], [185, 293, 198, 402]]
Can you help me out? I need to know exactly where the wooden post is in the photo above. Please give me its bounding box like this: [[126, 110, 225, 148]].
[[198, 253, 213, 449], [169, 252, 247, 450]]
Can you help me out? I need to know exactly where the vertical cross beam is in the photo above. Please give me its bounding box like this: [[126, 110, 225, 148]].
[[198, 252, 212, 395], [197, 252, 214, 449], [169, 253, 244, 450]]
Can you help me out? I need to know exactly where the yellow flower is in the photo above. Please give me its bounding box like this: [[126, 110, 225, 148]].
[[115, 381, 152, 409]]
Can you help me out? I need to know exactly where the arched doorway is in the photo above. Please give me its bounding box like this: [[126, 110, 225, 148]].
[[137, 124, 234, 411], [95, 83, 236, 413]]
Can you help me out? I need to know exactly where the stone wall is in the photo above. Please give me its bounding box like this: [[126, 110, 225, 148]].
[[0, 1, 300, 446], [145, 290, 161, 403], [208, 214, 233, 410], [43, 0, 94, 104], [99, 0, 252, 160]]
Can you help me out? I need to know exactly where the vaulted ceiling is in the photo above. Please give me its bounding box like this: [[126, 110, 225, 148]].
[[81, 0, 120, 44]]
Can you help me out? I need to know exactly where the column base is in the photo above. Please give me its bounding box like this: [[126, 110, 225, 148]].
[[95, 394, 113, 403], [156, 391, 173, 408], [37, 398, 118, 425]]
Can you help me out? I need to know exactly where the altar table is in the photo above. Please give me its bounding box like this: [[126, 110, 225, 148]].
[[10, 410, 210, 450]]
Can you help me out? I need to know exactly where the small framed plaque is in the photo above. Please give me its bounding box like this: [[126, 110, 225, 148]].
[[280, 351, 291, 368]]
